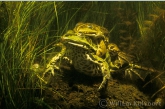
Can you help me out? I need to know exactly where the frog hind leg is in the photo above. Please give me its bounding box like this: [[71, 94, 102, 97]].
[[98, 60, 111, 91]]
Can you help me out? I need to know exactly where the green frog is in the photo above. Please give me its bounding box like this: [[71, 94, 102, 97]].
[[45, 30, 112, 90]]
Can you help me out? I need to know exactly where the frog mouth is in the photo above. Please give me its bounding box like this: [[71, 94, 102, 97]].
[[61, 36, 97, 51], [67, 41, 97, 53], [67, 41, 90, 50]]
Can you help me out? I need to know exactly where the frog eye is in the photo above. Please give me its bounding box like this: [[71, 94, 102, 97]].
[[108, 45, 114, 50]]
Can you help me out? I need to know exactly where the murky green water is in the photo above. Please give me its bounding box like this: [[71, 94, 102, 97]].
[[0, 1, 165, 109]]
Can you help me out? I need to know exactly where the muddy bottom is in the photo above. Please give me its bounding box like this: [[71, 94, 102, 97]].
[[42, 69, 162, 109]]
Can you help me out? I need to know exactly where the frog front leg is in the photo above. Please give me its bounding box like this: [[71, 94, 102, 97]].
[[44, 43, 66, 76], [86, 53, 112, 90], [44, 53, 63, 76]]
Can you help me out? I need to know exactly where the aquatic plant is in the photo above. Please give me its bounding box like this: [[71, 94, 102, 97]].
[[0, 1, 60, 108]]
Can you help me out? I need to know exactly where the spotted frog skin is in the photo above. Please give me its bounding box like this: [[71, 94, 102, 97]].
[[45, 30, 112, 90]]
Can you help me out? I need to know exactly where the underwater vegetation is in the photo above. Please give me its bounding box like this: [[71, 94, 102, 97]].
[[0, 1, 165, 109]]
